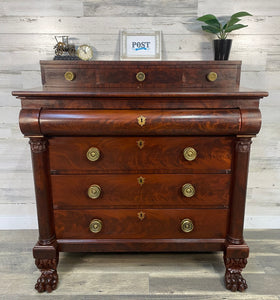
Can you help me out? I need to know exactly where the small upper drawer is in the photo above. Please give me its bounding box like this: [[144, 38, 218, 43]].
[[49, 136, 233, 173], [41, 61, 241, 89]]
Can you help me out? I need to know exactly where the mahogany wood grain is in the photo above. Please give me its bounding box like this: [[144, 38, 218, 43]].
[[54, 208, 229, 239], [19, 109, 41, 136], [51, 174, 231, 209], [57, 238, 226, 252], [239, 109, 262, 134], [19, 97, 262, 110], [40, 60, 241, 89], [29, 137, 55, 245], [49, 136, 233, 173], [227, 137, 252, 245], [40, 109, 241, 136], [12, 60, 268, 292]]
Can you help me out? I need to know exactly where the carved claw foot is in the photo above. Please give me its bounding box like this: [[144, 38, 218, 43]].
[[35, 258, 58, 293], [35, 269, 58, 292], [224, 258, 248, 292]]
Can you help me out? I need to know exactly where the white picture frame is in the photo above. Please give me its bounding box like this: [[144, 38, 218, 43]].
[[120, 31, 162, 60]]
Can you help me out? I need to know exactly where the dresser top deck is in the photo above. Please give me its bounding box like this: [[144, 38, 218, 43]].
[[12, 60, 268, 99]]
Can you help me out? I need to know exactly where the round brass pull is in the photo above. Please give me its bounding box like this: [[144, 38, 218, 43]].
[[64, 71, 75, 81], [181, 218, 194, 233], [88, 184, 101, 199], [182, 183, 195, 197], [207, 72, 218, 82], [87, 147, 100, 162], [136, 72, 146, 82], [89, 219, 102, 233], [183, 147, 197, 161]]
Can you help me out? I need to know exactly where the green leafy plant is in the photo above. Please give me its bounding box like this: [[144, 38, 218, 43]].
[[197, 12, 252, 40]]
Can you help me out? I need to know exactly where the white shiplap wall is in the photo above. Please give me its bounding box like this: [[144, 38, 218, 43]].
[[0, 0, 279, 229]]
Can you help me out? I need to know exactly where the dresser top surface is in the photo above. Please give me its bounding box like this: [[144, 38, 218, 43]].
[[12, 87, 268, 99], [40, 60, 242, 66]]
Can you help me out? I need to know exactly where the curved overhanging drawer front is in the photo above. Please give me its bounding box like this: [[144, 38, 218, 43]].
[[39, 109, 241, 136]]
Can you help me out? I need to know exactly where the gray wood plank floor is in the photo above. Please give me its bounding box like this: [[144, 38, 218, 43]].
[[0, 230, 279, 299]]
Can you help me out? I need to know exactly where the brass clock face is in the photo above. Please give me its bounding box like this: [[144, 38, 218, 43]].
[[77, 45, 93, 61]]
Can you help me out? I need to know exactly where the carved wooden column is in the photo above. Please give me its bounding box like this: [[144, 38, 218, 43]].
[[29, 136, 59, 293], [224, 136, 252, 292]]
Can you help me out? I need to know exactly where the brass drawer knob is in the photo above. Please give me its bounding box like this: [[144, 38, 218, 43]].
[[136, 72, 146, 82], [88, 184, 101, 199], [182, 183, 195, 197], [181, 218, 194, 233], [87, 147, 100, 161], [183, 147, 197, 161], [89, 219, 102, 233], [207, 72, 218, 82], [64, 71, 75, 81]]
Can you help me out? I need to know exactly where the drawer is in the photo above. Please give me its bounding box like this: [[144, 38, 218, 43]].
[[40, 109, 240, 136], [52, 174, 230, 209], [41, 61, 240, 89], [49, 136, 233, 173], [54, 209, 229, 239]]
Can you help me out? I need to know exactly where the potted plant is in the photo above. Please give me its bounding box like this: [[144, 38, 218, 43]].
[[197, 12, 252, 60]]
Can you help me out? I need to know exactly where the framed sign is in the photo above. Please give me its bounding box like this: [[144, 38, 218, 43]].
[[120, 31, 162, 60]]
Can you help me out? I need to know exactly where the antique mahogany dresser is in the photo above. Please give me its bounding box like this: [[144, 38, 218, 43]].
[[13, 61, 268, 293]]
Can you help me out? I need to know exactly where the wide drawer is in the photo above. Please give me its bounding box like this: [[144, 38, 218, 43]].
[[52, 174, 230, 209], [40, 109, 240, 136], [41, 61, 241, 89], [54, 209, 229, 239], [49, 136, 233, 173]]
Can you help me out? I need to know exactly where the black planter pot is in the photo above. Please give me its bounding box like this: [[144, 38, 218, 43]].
[[214, 39, 232, 60]]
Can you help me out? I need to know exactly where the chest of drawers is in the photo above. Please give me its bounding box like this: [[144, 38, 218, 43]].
[[13, 61, 268, 293]]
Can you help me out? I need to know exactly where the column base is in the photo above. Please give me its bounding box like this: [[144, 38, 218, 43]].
[[33, 241, 59, 293], [224, 242, 249, 292]]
